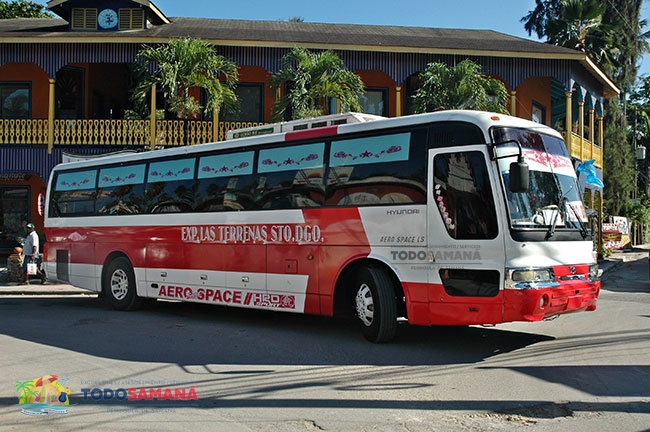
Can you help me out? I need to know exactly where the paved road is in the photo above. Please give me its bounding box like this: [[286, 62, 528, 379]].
[[0, 249, 648, 431]]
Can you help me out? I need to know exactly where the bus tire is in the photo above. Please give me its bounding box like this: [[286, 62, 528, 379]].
[[353, 265, 397, 342], [103, 257, 142, 311]]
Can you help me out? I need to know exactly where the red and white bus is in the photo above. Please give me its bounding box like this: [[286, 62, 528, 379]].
[[43, 110, 600, 342]]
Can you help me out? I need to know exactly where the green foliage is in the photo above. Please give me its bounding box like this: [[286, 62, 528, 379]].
[[602, 1, 649, 94], [271, 47, 364, 121], [410, 59, 509, 114], [629, 203, 650, 224], [544, 0, 614, 66], [603, 97, 634, 216], [132, 37, 238, 119], [624, 201, 650, 242], [630, 75, 650, 107], [0, 0, 51, 18], [629, 79, 650, 152], [521, 0, 562, 39], [123, 108, 164, 120]]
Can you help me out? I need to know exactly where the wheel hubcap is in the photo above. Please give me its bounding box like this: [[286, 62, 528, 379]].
[[110, 269, 129, 301], [355, 283, 374, 326]]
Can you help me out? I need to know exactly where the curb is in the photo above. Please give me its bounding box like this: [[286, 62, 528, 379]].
[[0, 290, 96, 296]]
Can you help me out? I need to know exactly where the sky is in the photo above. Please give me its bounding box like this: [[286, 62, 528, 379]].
[[35, 0, 650, 79]]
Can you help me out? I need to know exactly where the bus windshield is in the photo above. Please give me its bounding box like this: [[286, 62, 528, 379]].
[[492, 127, 588, 233]]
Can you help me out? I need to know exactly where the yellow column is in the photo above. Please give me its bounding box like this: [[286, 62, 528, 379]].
[[597, 115, 604, 168], [47, 78, 55, 154], [510, 90, 517, 117], [150, 84, 156, 151], [212, 106, 220, 142], [597, 114, 604, 254], [565, 91, 573, 152], [598, 115, 604, 147], [578, 100, 585, 160], [395, 86, 402, 117]]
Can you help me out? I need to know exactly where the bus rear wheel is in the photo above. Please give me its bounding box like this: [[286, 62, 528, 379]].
[[353, 265, 397, 342], [104, 257, 142, 311]]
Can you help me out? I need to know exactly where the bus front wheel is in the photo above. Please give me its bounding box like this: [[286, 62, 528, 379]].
[[104, 257, 142, 311], [353, 265, 397, 342]]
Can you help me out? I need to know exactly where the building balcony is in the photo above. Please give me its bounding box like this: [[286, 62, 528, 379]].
[[0, 118, 263, 149], [562, 131, 602, 168]]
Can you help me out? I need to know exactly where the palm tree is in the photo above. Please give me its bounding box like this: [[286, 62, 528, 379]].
[[410, 59, 508, 114], [544, 0, 613, 66], [15, 380, 37, 404], [521, 0, 562, 39], [132, 37, 238, 120], [271, 47, 364, 121]]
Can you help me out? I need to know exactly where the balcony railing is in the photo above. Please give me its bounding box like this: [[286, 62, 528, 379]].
[[0, 118, 263, 148], [562, 131, 602, 168], [0, 119, 604, 170]]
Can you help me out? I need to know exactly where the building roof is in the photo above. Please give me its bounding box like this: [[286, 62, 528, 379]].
[[0, 17, 577, 55], [0, 16, 619, 96]]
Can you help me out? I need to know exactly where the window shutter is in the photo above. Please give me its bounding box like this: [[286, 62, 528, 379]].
[[119, 9, 145, 30], [71, 8, 98, 30]]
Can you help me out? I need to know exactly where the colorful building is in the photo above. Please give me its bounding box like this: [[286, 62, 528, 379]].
[[0, 0, 618, 255]]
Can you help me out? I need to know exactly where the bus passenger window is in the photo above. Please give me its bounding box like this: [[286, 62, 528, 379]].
[[196, 151, 256, 211], [326, 130, 426, 206], [256, 143, 325, 209], [97, 164, 146, 215], [433, 151, 498, 239], [50, 169, 98, 217], [146, 158, 195, 214]]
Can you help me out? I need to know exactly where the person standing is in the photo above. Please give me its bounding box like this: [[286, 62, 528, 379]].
[[22, 223, 45, 284]]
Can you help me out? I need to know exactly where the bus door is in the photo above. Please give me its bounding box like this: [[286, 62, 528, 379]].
[[427, 146, 506, 325]]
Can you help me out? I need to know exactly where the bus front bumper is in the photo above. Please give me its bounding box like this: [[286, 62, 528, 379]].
[[503, 281, 600, 322]]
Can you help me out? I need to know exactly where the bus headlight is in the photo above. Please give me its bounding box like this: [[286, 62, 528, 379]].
[[589, 264, 599, 281], [505, 267, 559, 289]]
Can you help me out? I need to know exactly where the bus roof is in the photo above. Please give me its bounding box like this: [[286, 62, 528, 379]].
[[226, 112, 385, 140]]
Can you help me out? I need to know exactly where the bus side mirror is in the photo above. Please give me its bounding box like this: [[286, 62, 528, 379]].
[[509, 159, 529, 193]]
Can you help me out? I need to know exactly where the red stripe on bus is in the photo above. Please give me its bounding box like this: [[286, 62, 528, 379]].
[[43, 208, 372, 272], [284, 125, 339, 141]]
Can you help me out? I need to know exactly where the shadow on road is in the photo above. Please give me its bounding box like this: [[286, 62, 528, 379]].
[[0, 296, 553, 367], [3, 298, 649, 422]]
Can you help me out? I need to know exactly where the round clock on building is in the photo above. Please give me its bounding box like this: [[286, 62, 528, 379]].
[[98, 9, 118, 29]]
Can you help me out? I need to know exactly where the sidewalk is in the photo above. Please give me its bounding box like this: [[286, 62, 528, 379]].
[[0, 266, 92, 295], [0, 246, 647, 296], [597, 244, 650, 275]]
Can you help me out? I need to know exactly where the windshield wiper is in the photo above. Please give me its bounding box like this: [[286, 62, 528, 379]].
[[545, 196, 566, 240], [544, 192, 588, 240], [566, 200, 589, 239]]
